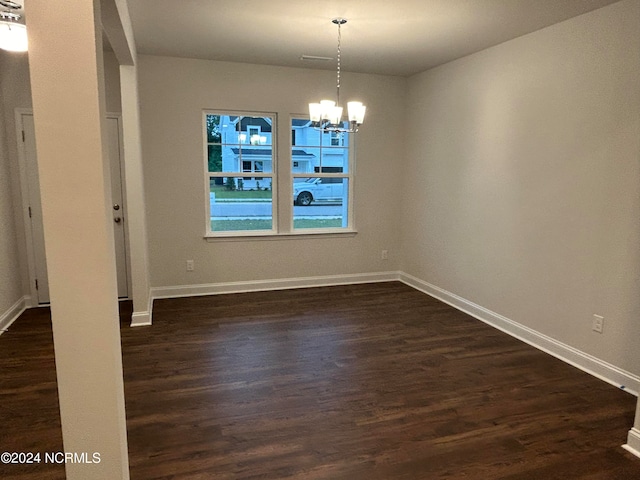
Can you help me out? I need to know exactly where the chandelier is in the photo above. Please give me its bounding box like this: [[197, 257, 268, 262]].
[[0, 0, 27, 52], [308, 18, 366, 133]]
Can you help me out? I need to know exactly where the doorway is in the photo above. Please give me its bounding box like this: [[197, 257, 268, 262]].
[[17, 111, 130, 304]]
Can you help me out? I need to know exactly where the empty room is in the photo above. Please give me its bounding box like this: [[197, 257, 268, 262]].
[[1, 0, 640, 478]]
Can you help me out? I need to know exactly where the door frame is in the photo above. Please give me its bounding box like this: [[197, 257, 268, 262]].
[[15, 108, 131, 306]]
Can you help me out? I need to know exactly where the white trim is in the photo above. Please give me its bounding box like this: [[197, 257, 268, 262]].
[[130, 295, 153, 327], [130, 311, 151, 327], [0, 296, 29, 335], [205, 230, 357, 241], [109, 114, 132, 300], [151, 271, 400, 300], [15, 109, 40, 305], [399, 272, 640, 396], [623, 428, 640, 459]]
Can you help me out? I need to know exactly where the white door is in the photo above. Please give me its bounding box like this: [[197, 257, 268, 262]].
[[21, 113, 129, 303], [22, 114, 50, 304], [106, 117, 129, 298]]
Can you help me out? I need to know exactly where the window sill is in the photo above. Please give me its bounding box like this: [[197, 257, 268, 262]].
[[205, 229, 358, 242]]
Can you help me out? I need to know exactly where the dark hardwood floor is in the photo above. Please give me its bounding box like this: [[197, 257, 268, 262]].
[[1, 282, 639, 479]]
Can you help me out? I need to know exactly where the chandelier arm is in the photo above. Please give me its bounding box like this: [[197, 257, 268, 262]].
[[0, 0, 21, 10], [0, 10, 21, 21]]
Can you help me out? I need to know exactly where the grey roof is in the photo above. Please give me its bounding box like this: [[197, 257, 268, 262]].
[[293, 149, 315, 157], [292, 119, 311, 127], [230, 148, 270, 156], [230, 148, 315, 157]]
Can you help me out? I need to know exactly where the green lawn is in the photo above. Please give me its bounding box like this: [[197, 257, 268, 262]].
[[211, 218, 343, 231], [294, 218, 343, 229], [210, 185, 271, 199]]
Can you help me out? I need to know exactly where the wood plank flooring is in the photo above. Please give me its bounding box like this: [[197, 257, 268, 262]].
[[1, 282, 639, 479]]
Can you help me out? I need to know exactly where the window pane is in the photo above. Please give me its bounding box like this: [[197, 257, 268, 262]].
[[291, 118, 313, 146], [210, 177, 272, 232], [292, 147, 319, 174], [223, 146, 273, 174], [206, 111, 277, 236], [208, 145, 223, 172], [323, 128, 348, 147], [290, 118, 349, 172], [241, 146, 273, 173], [206, 115, 222, 143], [321, 147, 349, 173], [293, 177, 349, 230], [239, 116, 273, 145]]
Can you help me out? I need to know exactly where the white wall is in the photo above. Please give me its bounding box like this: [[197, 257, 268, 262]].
[[402, 0, 640, 375], [137, 56, 405, 288]]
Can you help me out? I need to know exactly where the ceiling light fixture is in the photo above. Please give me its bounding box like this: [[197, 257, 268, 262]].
[[0, 0, 27, 53], [308, 18, 366, 133]]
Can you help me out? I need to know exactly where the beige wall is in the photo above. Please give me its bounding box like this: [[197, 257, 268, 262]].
[[402, 0, 640, 374], [0, 53, 34, 305], [137, 55, 405, 288], [0, 51, 122, 314], [104, 51, 123, 113], [0, 53, 24, 315], [1, 50, 121, 162]]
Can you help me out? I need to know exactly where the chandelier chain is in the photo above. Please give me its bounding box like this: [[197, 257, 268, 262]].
[[336, 21, 342, 106]]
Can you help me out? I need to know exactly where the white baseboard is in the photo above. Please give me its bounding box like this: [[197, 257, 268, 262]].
[[399, 272, 640, 396], [130, 311, 152, 327], [0, 296, 29, 336], [151, 271, 401, 300], [130, 296, 153, 327], [623, 428, 640, 459]]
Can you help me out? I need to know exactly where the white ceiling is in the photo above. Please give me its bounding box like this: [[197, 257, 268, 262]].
[[128, 0, 619, 77]]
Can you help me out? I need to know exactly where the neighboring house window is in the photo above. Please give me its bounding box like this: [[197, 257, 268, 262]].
[[205, 112, 275, 235], [291, 118, 352, 231], [330, 131, 343, 146]]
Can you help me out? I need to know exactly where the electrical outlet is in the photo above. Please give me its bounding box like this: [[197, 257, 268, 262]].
[[381, 250, 388, 260], [186, 260, 194, 272], [592, 314, 604, 334]]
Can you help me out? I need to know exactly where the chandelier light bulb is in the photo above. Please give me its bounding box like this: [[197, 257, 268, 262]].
[[328, 106, 343, 126], [309, 103, 322, 122], [347, 102, 366, 125], [0, 11, 27, 52], [319, 100, 335, 121]]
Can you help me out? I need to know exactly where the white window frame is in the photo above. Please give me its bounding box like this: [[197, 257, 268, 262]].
[[204, 110, 277, 237], [290, 115, 355, 234], [203, 111, 356, 239]]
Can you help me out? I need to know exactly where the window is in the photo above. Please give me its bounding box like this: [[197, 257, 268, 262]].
[[291, 118, 351, 231], [205, 112, 353, 237], [205, 112, 274, 235]]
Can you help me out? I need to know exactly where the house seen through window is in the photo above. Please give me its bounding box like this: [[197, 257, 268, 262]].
[[205, 112, 352, 236], [291, 118, 351, 230]]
